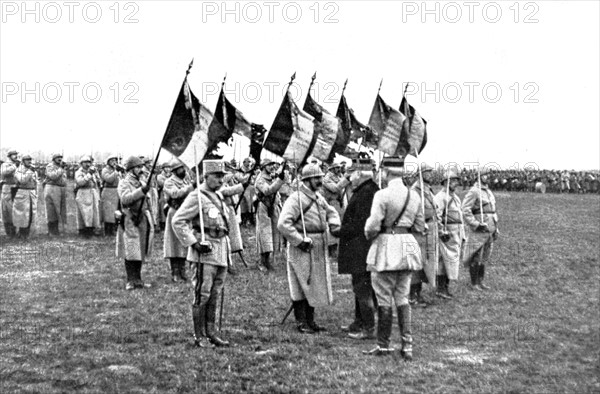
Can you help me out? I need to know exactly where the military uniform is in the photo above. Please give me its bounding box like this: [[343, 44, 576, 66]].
[[116, 157, 155, 290], [363, 157, 425, 359], [410, 164, 442, 304], [156, 164, 171, 230], [1, 151, 19, 237], [101, 156, 122, 236], [13, 157, 38, 239], [75, 157, 101, 237], [44, 155, 68, 236], [434, 169, 465, 298], [462, 175, 499, 290], [337, 158, 379, 339], [172, 160, 232, 347], [278, 164, 341, 333], [255, 159, 285, 269], [321, 163, 350, 255], [163, 159, 194, 282]]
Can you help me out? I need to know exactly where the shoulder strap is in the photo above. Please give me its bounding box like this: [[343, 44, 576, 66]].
[[199, 190, 229, 230], [392, 190, 412, 226]]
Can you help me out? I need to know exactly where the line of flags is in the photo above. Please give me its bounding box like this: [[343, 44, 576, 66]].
[[159, 64, 427, 169]]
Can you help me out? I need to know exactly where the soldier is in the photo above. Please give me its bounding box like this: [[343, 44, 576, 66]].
[[255, 158, 287, 270], [337, 158, 379, 340], [277, 163, 341, 333], [163, 158, 194, 282], [116, 156, 154, 290], [172, 160, 232, 347], [239, 157, 257, 227], [434, 168, 465, 299], [156, 162, 172, 231], [321, 162, 350, 258], [44, 153, 68, 236], [13, 155, 38, 239], [140, 157, 160, 228], [75, 156, 101, 237], [1, 150, 20, 238], [409, 162, 442, 306], [101, 154, 123, 236], [363, 157, 425, 359], [462, 168, 499, 290]]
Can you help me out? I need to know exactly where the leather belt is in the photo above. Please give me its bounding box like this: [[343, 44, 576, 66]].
[[381, 226, 411, 234], [446, 221, 463, 225], [305, 230, 325, 234], [193, 226, 228, 238], [473, 211, 496, 215]]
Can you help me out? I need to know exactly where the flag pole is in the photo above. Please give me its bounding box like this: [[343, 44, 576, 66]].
[[477, 163, 484, 223], [444, 165, 451, 231], [193, 146, 206, 243], [294, 152, 307, 239], [137, 58, 194, 218], [415, 149, 426, 219]]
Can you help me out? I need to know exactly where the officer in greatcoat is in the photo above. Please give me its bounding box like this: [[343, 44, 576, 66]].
[[277, 164, 341, 334], [75, 156, 101, 237], [337, 158, 379, 340], [172, 160, 233, 348], [163, 158, 194, 282], [462, 167, 499, 290], [101, 154, 123, 236], [1, 150, 20, 238], [321, 162, 350, 258], [44, 153, 68, 236], [13, 155, 38, 239], [116, 156, 154, 290], [434, 167, 465, 299], [363, 157, 425, 360]]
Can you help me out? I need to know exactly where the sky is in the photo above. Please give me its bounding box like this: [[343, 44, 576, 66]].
[[1, 0, 599, 170]]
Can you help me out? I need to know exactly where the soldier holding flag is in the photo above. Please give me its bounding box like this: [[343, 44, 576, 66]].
[[75, 156, 101, 237]]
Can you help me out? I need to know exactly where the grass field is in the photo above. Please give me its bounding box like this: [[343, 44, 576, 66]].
[[1, 188, 599, 393]]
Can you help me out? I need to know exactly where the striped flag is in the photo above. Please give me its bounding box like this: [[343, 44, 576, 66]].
[[303, 91, 339, 163], [336, 93, 377, 150], [398, 96, 428, 157], [160, 78, 214, 169], [368, 94, 406, 156], [208, 87, 252, 145], [263, 91, 315, 166]]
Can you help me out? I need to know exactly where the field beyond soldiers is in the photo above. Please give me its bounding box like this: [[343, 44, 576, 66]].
[[1, 190, 599, 393]]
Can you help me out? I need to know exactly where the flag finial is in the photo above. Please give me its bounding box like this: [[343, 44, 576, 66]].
[[222, 73, 227, 88], [309, 72, 317, 90], [342, 78, 348, 94], [378, 78, 383, 93], [186, 58, 194, 76], [403, 82, 410, 97]]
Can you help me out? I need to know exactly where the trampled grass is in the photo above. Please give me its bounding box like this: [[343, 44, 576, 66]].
[[1, 190, 599, 393]]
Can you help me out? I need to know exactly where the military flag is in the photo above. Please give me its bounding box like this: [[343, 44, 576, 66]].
[[263, 89, 315, 166], [208, 84, 253, 146], [368, 93, 406, 156], [303, 78, 339, 162], [397, 96, 428, 158], [160, 76, 214, 169], [249, 123, 267, 163]]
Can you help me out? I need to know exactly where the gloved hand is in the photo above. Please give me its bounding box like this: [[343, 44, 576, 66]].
[[330, 227, 341, 238], [278, 162, 287, 180], [241, 174, 251, 188], [193, 241, 212, 254], [476, 223, 489, 233], [440, 231, 451, 243], [297, 237, 313, 252], [492, 229, 500, 241], [141, 183, 150, 194]]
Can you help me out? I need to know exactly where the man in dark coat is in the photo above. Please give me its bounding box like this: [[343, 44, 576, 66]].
[[337, 158, 379, 339]]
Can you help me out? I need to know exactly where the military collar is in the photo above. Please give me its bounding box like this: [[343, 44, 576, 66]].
[[300, 183, 318, 201]]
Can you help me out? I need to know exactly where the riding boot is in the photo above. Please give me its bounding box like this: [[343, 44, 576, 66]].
[[341, 297, 362, 333], [124, 260, 136, 290], [192, 305, 211, 347], [479, 265, 490, 290], [4, 223, 16, 238], [293, 300, 314, 334], [104, 223, 112, 236], [178, 259, 188, 282], [469, 263, 481, 289], [170, 259, 179, 282], [306, 301, 326, 332], [133, 261, 149, 288], [206, 299, 229, 347], [349, 297, 375, 340], [19, 227, 30, 239], [261, 252, 273, 271], [364, 307, 394, 355], [398, 304, 413, 361]]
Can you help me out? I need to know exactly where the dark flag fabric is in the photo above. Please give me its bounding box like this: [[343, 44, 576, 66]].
[[160, 79, 213, 168], [336, 94, 377, 148], [303, 91, 340, 163], [209, 88, 252, 140], [249, 123, 267, 163], [368, 94, 406, 156], [263, 91, 315, 166], [398, 96, 428, 157]]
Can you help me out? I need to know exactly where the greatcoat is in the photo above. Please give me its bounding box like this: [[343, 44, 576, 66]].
[[75, 167, 101, 229], [43, 162, 67, 225]]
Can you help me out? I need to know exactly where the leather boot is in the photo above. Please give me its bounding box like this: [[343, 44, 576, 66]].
[[341, 297, 362, 333], [192, 305, 212, 347], [178, 259, 188, 282], [4, 223, 16, 238], [306, 301, 326, 332], [48, 221, 59, 236], [19, 227, 30, 239], [364, 307, 394, 355], [206, 299, 229, 347], [349, 297, 375, 340], [446, 277, 454, 298], [133, 261, 150, 289], [479, 265, 490, 290], [293, 300, 314, 334], [470, 263, 482, 290], [263, 252, 273, 271], [170, 259, 179, 283], [398, 304, 413, 361], [124, 260, 136, 290]]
